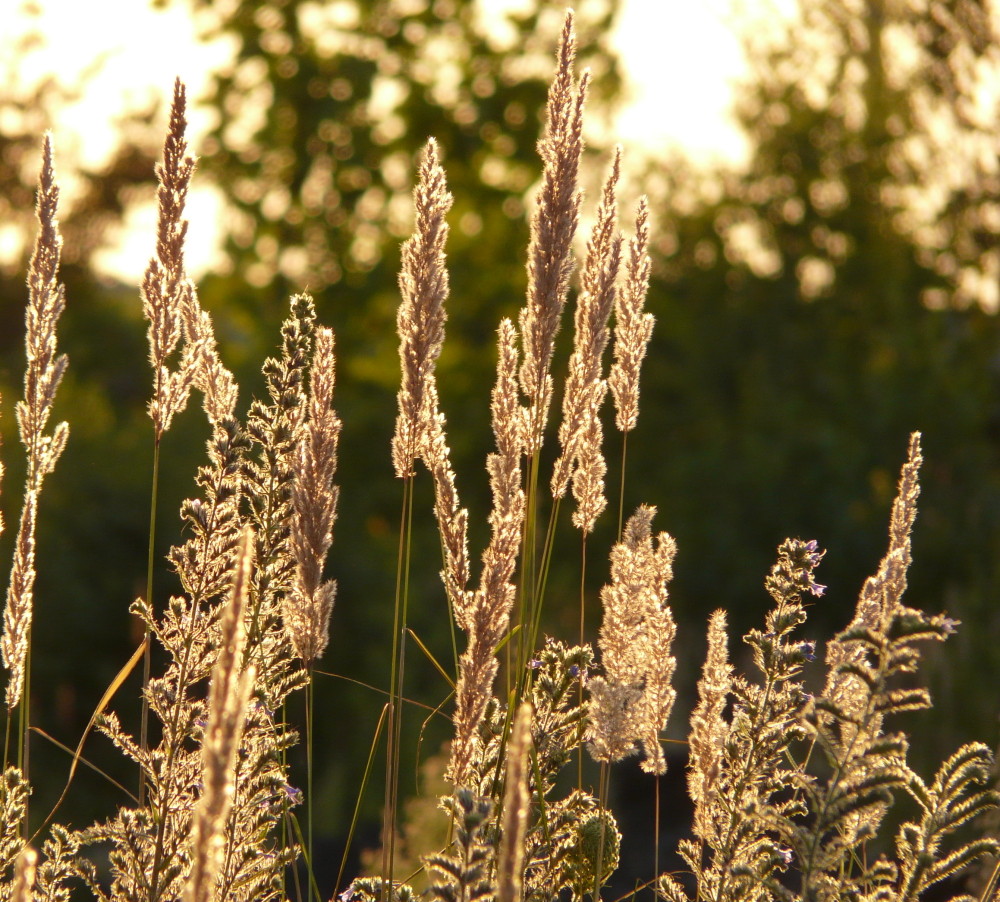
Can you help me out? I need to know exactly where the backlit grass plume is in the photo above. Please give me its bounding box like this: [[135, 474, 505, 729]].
[[2, 134, 69, 722], [0, 14, 998, 902]]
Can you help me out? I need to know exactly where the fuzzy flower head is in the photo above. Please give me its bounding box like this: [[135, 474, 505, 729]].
[[766, 538, 826, 606]]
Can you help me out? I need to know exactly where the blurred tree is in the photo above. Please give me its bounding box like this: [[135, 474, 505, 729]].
[[635, 0, 1000, 771]]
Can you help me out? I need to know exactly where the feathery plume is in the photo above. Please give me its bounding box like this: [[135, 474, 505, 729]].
[[588, 506, 677, 773], [688, 609, 732, 841], [143, 79, 201, 439], [11, 846, 37, 902], [823, 432, 923, 728], [518, 9, 590, 453], [2, 134, 70, 711], [422, 404, 471, 619], [498, 703, 533, 902], [185, 528, 257, 902], [474, 319, 527, 632], [143, 80, 237, 431], [570, 402, 608, 535], [284, 327, 342, 664], [449, 321, 525, 784], [609, 196, 654, 433], [552, 147, 623, 523], [182, 294, 239, 425], [392, 138, 454, 479], [392, 140, 470, 612]]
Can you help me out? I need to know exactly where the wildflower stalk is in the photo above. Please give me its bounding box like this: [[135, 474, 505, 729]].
[[514, 9, 587, 696], [137, 79, 201, 803], [386, 131, 456, 885], [2, 134, 70, 815]]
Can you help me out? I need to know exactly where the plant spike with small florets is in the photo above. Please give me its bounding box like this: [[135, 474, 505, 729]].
[[448, 320, 526, 786], [424, 789, 495, 902], [394, 138, 470, 615], [2, 134, 69, 714], [670, 537, 823, 902], [687, 609, 733, 845], [518, 9, 589, 453], [608, 196, 654, 434], [794, 433, 989, 902], [283, 326, 341, 665], [184, 528, 256, 902], [552, 145, 623, 536], [242, 293, 317, 698], [588, 505, 677, 774]]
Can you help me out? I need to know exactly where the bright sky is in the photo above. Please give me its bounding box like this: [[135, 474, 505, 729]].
[[6, 0, 783, 280]]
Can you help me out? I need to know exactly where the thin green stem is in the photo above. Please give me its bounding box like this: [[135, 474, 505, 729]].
[[577, 530, 587, 790], [617, 432, 628, 540], [337, 703, 389, 899], [306, 665, 315, 878], [382, 475, 415, 898], [139, 433, 161, 806], [593, 760, 611, 901], [20, 644, 30, 831], [653, 774, 660, 895], [3, 710, 11, 772]]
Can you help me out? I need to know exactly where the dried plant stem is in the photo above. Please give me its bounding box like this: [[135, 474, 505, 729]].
[[497, 702, 532, 902], [516, 453, 542, 677]]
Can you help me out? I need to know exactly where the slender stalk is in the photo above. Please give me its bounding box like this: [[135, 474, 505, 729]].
[[382, 475, 414, 897], [617, 432, 628, 540], [337, 703, 389, 899], [653, 774, 660, 897], [306, 665, 315, 884], [139, 434, 161, 806], [578, 530, 588, 789], [20, 649, 30, 830], [593, 761, 612, 901]]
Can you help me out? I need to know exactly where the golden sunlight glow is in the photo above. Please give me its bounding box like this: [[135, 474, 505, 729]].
[[5, 0, 788, 281]]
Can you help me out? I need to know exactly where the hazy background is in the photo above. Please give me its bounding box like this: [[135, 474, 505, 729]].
[[2, 0, 1000, 895]]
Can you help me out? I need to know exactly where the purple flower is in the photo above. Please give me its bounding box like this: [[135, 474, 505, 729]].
[[569, 664, 581, 678], [809, 581, 827, 597], [940, 616, 960, 635], [800, 640, 817, 662], [804, 539, 825, 569], [283, 783, 303, 806], [528, 659, 542, 670]]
